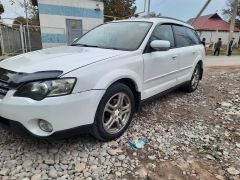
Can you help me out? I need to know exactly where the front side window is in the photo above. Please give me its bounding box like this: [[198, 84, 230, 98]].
[[150, 25, 175, 48], [73, 22, 153, 51]]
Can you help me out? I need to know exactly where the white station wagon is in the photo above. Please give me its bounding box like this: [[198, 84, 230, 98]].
[[0, 17, 205, 141]]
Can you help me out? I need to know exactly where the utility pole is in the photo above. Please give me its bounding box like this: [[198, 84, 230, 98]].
[[24, 0, 31, 52], [191, 0, 212, 25], [148, 0, 151, 15], [228, 0, 238, 45], [0, 23, 5, 55]]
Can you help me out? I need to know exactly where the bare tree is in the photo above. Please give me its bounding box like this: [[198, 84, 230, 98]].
[[8, 0, 39, 27], [8, 0, 38, 17], [0, 3, 4, 16], [143, 12, 162, 18], [222, 0, 240, 28], [103, 0, 137, 21], [13, 15, 39, 26]]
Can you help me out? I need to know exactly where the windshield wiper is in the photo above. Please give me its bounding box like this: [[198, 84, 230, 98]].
[[101, 47, 120, 50], [71, 44, 121, 50], [71, 44, 100, 48]]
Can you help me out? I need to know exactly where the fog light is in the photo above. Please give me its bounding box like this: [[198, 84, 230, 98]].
[[38, 119, 53, 132]]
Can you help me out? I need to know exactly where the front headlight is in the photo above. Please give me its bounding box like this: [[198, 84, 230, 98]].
[[14, 78, 76, 101]]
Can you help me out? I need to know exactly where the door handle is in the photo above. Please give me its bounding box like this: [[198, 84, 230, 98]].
[[172, 55, 178, 59], [192, 51, 197, 55]]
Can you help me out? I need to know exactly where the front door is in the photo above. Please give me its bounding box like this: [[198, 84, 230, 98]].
[[66, 19, 82, 45], [142, 24, 179, 99]]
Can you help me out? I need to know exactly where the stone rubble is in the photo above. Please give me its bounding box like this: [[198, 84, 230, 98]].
[[0, 67, 239, 179]]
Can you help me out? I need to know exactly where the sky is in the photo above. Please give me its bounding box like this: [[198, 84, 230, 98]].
[[0, 0, 26, 24], [0, 0, 228, 24], [135, 0, 227, 21]]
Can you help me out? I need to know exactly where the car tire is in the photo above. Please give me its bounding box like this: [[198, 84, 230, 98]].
[[183, 64, 201, 93], [92, 83, 135, 141]]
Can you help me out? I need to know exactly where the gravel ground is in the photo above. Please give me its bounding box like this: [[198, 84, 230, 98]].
[[0, 66, 240, 180]]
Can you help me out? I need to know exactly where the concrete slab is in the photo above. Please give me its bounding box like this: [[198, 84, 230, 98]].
[[205, 56, 240, 67]]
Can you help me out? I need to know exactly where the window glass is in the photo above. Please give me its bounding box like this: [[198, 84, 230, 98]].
[[173, 25, 191, 47], [75, 22, 152, 51], [150, 25, 175, 48], [173, 25, 202, 47], [185, 28, 201, 45], [192, 29, 202, 44]]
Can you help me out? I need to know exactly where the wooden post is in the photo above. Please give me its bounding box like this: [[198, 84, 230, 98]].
[[0, 23, 5, 55]]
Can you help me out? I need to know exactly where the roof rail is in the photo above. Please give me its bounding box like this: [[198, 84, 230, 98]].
[[158, 16, 187, 24]]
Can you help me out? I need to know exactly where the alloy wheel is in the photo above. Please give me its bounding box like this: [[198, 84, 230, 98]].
[[102, 92, 132, 134]]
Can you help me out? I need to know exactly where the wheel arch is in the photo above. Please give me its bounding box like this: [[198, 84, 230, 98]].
[[112, 78, 141, 112]]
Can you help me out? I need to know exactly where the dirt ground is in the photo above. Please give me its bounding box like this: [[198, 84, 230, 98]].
[[123, 66, 240, 180], [0, 66, 239, 180]]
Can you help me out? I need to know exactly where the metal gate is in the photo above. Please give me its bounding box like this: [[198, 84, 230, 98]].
[[0, 23, 24, 55], [0, 21, 91, 56], [0, 23, 42, 56], [66, 19, 82, 45], [23, 25, 42, 52]]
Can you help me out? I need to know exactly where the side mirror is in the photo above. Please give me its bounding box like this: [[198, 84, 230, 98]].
[[150, 40, 171, 51]]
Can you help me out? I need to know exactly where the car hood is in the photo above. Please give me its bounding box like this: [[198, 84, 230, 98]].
[[0, 46, 128, 74]]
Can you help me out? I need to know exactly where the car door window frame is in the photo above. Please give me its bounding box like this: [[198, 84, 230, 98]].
[[143, 23, 176, 54]]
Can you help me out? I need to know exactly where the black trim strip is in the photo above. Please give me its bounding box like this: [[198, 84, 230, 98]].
[[141, 81, 189, 105]]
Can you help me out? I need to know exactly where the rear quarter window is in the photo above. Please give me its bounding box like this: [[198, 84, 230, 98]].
[[186, 28, 202, 45]]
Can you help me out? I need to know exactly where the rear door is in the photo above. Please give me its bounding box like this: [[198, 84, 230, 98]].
[[142, 24, 179, 99], [172, 25, 200, 84]]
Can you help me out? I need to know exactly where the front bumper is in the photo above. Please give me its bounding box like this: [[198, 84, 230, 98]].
[[0, 90, 105, 137], [0, 116, 93, 139]]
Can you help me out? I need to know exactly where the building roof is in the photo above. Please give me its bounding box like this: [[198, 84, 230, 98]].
[[187, 13, 240, 32]]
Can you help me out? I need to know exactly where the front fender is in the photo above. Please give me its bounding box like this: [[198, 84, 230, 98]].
[[93, 69, 142, 91], [63, 51, 143, 94]]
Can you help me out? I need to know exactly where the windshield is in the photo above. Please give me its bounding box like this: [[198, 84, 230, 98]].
[[73, 22, 153, 51]]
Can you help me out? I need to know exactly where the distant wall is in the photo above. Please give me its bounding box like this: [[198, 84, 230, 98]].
[[38, 0, 104, 48], [198, 30, 240, 46], [0, 23, 22, 55]]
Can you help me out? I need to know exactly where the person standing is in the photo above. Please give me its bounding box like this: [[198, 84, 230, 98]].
[[227, 38, 235, 56], [214, 38, 222, 56], [202, 38, 206, 47]]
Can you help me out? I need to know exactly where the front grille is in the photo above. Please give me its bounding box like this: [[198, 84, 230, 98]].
[[0, 80, 9, 97]]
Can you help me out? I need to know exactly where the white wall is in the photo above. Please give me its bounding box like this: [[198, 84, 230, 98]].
[[38, 0, 104, 48], [198, 30, 240, 46]]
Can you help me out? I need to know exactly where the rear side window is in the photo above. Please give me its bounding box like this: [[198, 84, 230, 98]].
[[173, 25, 190, 47], [173, 25, 201, 47], [150, 25, 175, 48]]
